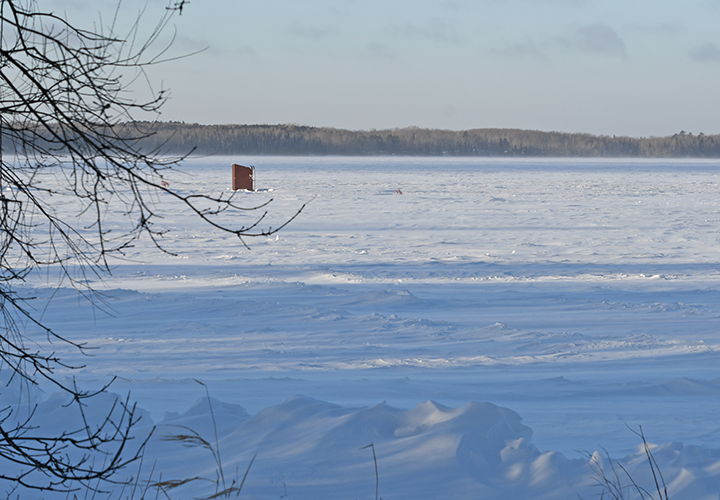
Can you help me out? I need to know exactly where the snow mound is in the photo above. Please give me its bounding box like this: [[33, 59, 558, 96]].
[[130, 394, 720, 500], [144, 396, 591, 499]]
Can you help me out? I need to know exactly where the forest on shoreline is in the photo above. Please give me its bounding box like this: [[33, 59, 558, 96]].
[[121, 122, 720, 157]]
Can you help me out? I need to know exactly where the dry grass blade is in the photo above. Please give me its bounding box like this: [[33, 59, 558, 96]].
[[584, 427, 669, 500], [150, 388, 256, 499], [626, 425, 669, 500], [360, 443, 379, 500], [151, 476, 209, 490], [237, 454, 256, 496], [160, 426, 214, 452], [194, 379, 226, 492], [586, 448, 627, 500]]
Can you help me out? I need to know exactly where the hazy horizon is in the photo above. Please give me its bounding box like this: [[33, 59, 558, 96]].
[[50, 0, 720, 138], [149, 121, 709, 139]]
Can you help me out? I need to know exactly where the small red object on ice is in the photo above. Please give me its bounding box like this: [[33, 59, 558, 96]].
[[396, 189, 402, 194], [232, 163, 255, 191], [160, 180, 170, 187]]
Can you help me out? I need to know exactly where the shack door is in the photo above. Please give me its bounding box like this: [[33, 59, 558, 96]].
[[232, 164, 254, 191]]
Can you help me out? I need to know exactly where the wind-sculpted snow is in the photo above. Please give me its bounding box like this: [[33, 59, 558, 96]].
[[15, 157, 720, 498], [143, 395, 593, 499], [101, 394, 720, 500]]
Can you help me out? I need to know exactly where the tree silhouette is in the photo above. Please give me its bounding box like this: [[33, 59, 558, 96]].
[[0, 0, 303, 492]]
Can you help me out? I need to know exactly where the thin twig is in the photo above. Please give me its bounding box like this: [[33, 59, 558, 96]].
[[360, 443, 379, 500]]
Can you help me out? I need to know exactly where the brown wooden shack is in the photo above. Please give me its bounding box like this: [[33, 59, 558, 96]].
[[232, 163, 254, 191]]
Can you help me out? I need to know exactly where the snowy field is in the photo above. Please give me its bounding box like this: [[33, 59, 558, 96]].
[[11, 156, 720, 499]]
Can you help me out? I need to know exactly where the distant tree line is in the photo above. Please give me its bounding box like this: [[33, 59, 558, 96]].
[[107, 122, 720, 157]]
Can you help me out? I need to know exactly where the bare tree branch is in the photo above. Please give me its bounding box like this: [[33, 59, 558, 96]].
[[0, 0, 304, 492]]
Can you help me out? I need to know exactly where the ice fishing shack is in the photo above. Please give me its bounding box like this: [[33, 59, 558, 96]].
[[232, 163, 255, 191]]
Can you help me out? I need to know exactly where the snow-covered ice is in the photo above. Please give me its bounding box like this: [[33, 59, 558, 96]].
[[11, 156, 720, 499]]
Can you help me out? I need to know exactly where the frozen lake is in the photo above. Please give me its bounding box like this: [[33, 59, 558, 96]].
[[15, 156, 720, 499]]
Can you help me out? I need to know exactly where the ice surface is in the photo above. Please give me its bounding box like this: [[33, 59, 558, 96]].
[[12, 156, 720, 499]]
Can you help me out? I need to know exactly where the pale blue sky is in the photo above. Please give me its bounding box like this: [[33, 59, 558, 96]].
[[55, 1, 720, 136]]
